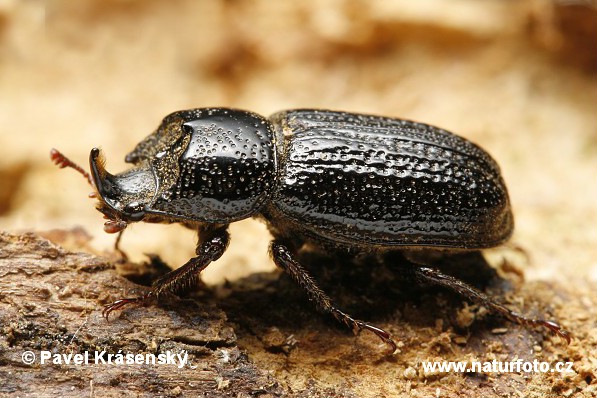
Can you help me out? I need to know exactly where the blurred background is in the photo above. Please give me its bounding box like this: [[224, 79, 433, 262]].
[[0, 0, 596, 287]]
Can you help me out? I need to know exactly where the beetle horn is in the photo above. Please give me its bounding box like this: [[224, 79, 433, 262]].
[[89, 147, 121, 202]]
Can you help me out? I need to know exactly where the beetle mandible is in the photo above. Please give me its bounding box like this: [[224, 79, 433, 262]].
[[51, 108, 570, 351]]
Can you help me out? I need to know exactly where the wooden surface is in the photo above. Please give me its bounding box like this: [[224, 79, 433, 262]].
[[1, 229, 593, 397], [0, 230, 282, 397]]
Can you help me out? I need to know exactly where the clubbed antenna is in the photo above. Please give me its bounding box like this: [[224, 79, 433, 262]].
[[50, 148, 93, 186]]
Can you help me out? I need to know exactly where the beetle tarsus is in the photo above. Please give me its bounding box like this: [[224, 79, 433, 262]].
[[271, 241, 397, 352], [517, 319, 571, 344], [102, 296, 151, 319], [412, 266, 571, 344], [355, 320, 398, 353]]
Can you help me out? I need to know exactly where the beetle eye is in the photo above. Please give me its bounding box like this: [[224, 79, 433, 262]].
[[123, 202, 145, 221]]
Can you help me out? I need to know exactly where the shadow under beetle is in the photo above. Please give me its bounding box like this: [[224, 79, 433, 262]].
[[51, 108, 570, 352]]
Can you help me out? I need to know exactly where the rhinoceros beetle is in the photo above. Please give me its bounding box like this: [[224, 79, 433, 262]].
[[51, 108, 570, 351]]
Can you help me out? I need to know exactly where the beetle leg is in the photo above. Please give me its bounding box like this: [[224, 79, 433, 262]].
[[103, 228, 230, 319], [270, 241, 398, 353], [113, 230, 129, 261], [412, 266, 571, 344]]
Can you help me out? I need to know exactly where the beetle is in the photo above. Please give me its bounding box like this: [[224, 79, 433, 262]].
[[50, 108, 570, 351]]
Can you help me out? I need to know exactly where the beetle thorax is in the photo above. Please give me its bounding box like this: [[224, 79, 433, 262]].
[[148, 109, 277, 224]]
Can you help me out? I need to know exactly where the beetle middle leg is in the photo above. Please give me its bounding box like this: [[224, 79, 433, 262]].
[[103, 227, 230, 319], [410, 265, 571, 343], [270, 241, 398, 352]]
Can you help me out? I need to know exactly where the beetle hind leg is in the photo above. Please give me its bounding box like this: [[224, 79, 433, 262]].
[[412, 266, 571, 344], [270, 241, 398, 353], [103, 228, 230, 319]]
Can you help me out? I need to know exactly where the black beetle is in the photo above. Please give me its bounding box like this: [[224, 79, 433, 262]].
[[51, 108, 569, 351]]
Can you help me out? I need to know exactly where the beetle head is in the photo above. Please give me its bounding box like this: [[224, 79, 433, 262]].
[[89, 147, 157, 233]]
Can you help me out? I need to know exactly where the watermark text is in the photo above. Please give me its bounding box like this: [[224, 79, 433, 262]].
[[21, 350, 190, 368]]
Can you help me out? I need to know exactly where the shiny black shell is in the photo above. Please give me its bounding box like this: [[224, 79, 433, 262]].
[[125, 108, 276, 223], [264, 109, 513, 249], [102, 107, 512, 249]]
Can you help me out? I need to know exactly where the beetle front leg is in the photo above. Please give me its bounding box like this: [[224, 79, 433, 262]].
[[270, 241, 398, 353], [412, 266, 571, 343], [103, 227, 230, 319], [113, 230, 129, 261]]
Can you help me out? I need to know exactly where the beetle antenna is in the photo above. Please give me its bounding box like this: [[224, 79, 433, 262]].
[[50, 148, 93, 186]]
